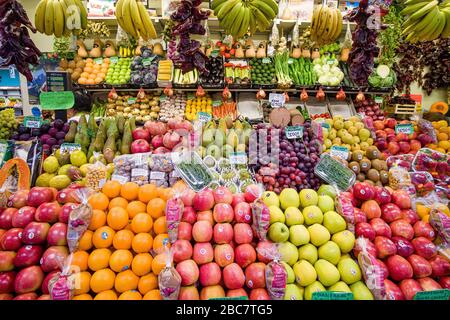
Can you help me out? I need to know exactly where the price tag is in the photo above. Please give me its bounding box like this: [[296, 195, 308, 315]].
[[285, 126, 304, 139], [210, 49, 220, 58], [229, 152, 247, 165], [262, 58, 271, 64], [375, 96, 383, 104], [132, 168, 149, 177], [327, 59, 335, 65], [330, 145, 349, 160], [9, 66, 15, 78], [60, 143, 81, 153], [109, 56, 119, 64], [142, 57, 155, 67], [150, 171, 166, 180], [212, 100, 222, 107], [288, 58, 295, 64], [23, 116, 42, 128], [128, 97, 137, 105], [312, 292, 354, 300], [111, 175, 129, 184], [321, 122, 331, 129], [395, 124, 413, 134], [94, 58, 103, 65], [187, 92, 195, 100], [197, 112, 212, 123], [269, 93, 285, 108], [414, 289, 449, 300], [39, 91, 74, 110]]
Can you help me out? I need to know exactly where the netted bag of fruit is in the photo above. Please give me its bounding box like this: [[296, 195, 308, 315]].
[[48, 255, 74, 300], [257, 243, 287, 300], [67, 188, 94, 253], [429, 204, 450, 260], [414, 117, 437, 144], [165, 190, 184, 244], [158, 245, 181, 300], [85, 159, 107, 191], [249, 184, 270, 241], [335, 191, 356, 233]]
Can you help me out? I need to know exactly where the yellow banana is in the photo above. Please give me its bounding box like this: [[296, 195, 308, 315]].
[[410, 0, 438, 21], [137, 1, 157, 39], [260, 0, 278, 14], [63, 0, 80, 32], [230, 7, 245, 38], [115, 0, 126, 30], [441, 8, 450, 38], [331, 9, 343, 40], [53, 0, 64, 37], [129, 0, 146, 40], [323, 8, 335, 42], [35, 0, 47, 34], [122, 0, 138, 38], [58, 0, 69, 35], [44, 0, 55, 36], [73, 0, 88, 29], [222, 1, 243, 32], [316, 6, 329, 40], [217, 0, 239, 19], [252, 5, 270, 31], [252, 0, 276, 20], [249, 11, 257, 35], [235, 6, 250, 38]]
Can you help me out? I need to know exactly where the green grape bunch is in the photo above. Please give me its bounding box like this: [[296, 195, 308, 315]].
[[0, 109, 19, 140]]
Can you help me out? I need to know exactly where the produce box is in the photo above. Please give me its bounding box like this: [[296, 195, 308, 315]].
[[386, 103, 421, 115], [328, 97, 357, 120], [305, 98, 331, 119], [237, 93, 263, 122]]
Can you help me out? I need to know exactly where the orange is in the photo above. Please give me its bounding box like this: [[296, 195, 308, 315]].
[[143, 289, 162, 300], [88, 209, 106, 231], [138, 184, 157, 203], [438, 141, 450, 151], [90, 268, 115, 293], [131, 233, 153, 253], [131, 253, 153, 276], [78, 230, 93, 251], [88, 193, 109, 211], [94, 290, 117, 300], [113, 229, 134, 250], [438, 132, 448, 141], [70, 251, 89, 272], [102, 180, 121, 199], [416, 204, 430, 219], [147, 198, 166, 219], [153, 233, 170, 252], [88, 248, 112, 271], [118, 290, 142, 300], [151, 253, 167, 275], [157, 187, 173, 201], [73, 294, 93, 300], [107, 207, 129, 231], [121, 182, 139, 201], [422, 214, 430, 223], [73, 271, 91, 295], [92, 226, 115, 248], [138, 273, 158, 294], [114, 270, 139, 293], [153, 216, 167, 235], [109, 249, 133, 273], [126, 201, 147, 219], [108, 197, 128, 210], [131, 213, 153, 233]]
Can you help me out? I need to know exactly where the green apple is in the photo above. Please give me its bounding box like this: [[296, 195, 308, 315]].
[[328, 281, 352, 293], [350, 281, 374, 300], [279, 188, 300, 210], [314, 259, 340, 287], [317, 184, 337, 200], [339, 253, 352, 262], [284, 284, 303, 300], [289, 225, 310, 246], [308, 224, 330, 247], [298, 244, 318, 265], [304, 281, 326, 300], [337, 258, 361, 285], [269, 206, 285, 224], [262, 191, 279, 207], [293, 260, 317, 286], [318, 241, 341, 265], [317, 195, 334, 213], [278, 242, 298, 266], [302, 205, 323, 225], [323, 211, 347, 234], [281, 261, 295, 284], [331, 230, 355, 254], [268, 222, 289, 243], [299, 189, 318, 207], [285, 207, 304, 226]]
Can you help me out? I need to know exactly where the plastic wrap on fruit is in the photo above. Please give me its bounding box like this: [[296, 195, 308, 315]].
[[429, 206, 450, 259], [257, 243, 286, 300], [86, 160, 107, 191], [388, 166, 411, 190], [311, 120, 324, 144], [355, 237, 386, 300], [166, 194, 184, 244], [335, 191, 356, 233], [251, 199, 270, 241], [67, 188, 94, 253], [417, 118, 437, 144], [158, 245, 181, 300], [48, 255, 73, 300]]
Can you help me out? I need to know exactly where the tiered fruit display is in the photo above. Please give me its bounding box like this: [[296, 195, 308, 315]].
[[77, 58, 110, 85], [264, 186, 373, 300], [130, 47, 160, 86], [185, 95, 213, 121], [348, 182, 450, 300], [115, 0, 157, 41], [0, 109, 19, 140], [106, 92, 159, 122], [106, 58, 131, 86], [428, 120, 450, 154]]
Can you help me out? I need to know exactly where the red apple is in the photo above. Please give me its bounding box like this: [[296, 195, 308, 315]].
[[381, 203, 402, 223], [356, 222, 376, 241], [40, 246, 69, 273], [244, 184, 262, 203], [384, 279, 405, 300], [59, 203, 77, 224], [386, 255, 413, 281], [256, 240, 273, 264], [41, 270, 59, 294], [232, 194, 246, 207], [417, 277, 442, 291], [22, 222, 50, 245], [213, 203, 234, 223], [439, 276, 450, 289], [0, 271, 15, 294], [374, 236, 397, 259], [14, 265, 44, 294], [401, 209, 419, 225], [399, 279, 422, 300], [223, 263, 245, 289], [196, 210, 213, 225], [391, 190, 411, 209], [385, 118, 397, 129], [213, 223, 233, 244], [47, 222, 68, 246], [245, 262, 266, 289], [181, 189, 196, 207], [214, 244, 234, 267], [130, 139, 151, 153], [0, 251, 16, 271], [374, 120, 385, 130], [7, 190, 29, 209], [398, 141, 411, 154], [413, 221, 435, 240], [376, 130, 387, 139], [370, 218, 392, 238], [176, 259, 199, 286], [235, 243, 257, 268], [193, 242, 214, 265], [192, 220, 213, 243], [27, 187, 54, 207], [193, 190, 215, 211], [395, 133, 408, 142], [35, 202, 61, 224], [353, 183, 375, 201], [391, 236, 414, 258], [390, 219, 414, 240], [181, 206, 196, 225], [227, 288, 248, 298], [200, 285, 225, 300], [249, 288, 270, 300], [361, 200, 381, 219], [387, 141, 400, 155], [407, 254, 432, 278], [199, 262, 221, 287], [177, 222, 192, 241], [429, 255, 450, 277], [56, 188, 79, 204], [172, 239, 193, 263], [385, 127, 395, 135], [374, 187, 391, 205], [13, 292, 38, 300], [212, 186, 233, 204], [13, 245, 43, 268], [234, 202, 252, 224], [410, 140, 421, 152], [0, 208, 16, 229], [0, 228, 23, 251], [12, 206, 36, 228], [178, 286, 199, 300], [132, 127, 150, 141], [353, 208, 367, 224], [234, 223, 254, 244], [411, 237, 437, 260]]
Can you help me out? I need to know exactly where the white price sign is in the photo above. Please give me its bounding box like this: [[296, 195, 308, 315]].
[[60, 143, 81, 153], [197, 112, 212, 123], [285, 126, 304, 139], [150, 171, 166, 180], [111, 175, 129, 184], [330, 146, 349, 160], [229, 152, 247, 165], [395, 124, 413, 134], [269, 93, 285, 108]]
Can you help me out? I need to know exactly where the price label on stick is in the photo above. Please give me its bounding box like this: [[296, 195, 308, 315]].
[[262, 58, 271, 64], [321, 122, 331, 129], [395, 124, 413, 134], [375, 96, 383, 104], [197, 112, 212, 123], [60, 143, 81, 153], [229, 152, 247, 165], [288, 58, 294, 64], [23, 116, 42, 128], [94, 58, 103, 65], [269, 93, 285, 108], [285, 126, 304, 139], [330, 145, 349, 160]]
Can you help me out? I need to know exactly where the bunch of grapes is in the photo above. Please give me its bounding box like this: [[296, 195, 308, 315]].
[[0, 108, 19, 140]]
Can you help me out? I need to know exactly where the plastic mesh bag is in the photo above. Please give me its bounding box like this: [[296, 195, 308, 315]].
[[158, 245, 181, 300], [67, 188, 94, 253], [165, 190, 184, 244], [257, 243, 287, 300]]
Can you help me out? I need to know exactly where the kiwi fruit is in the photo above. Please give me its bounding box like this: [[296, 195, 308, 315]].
[[367, 168, 380, 182], [349, 161, 360, 174], [371, 159, 383, 171], [352, 150, 364, 162], [381, 160, 388, 171], [357, 173, 366, 182], [360, 158, 372, 172], [380, 170, 389, 184], [366, 146, 380, 160]]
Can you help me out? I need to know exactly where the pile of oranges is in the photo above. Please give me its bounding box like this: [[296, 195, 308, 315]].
[[428, 120, 450, 154], [69, 181, 179, 300], [77, 58, 111, 86]]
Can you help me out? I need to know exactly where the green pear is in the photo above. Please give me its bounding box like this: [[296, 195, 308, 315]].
[[339, 253, 353, 262], [298, 244, 318, 265], [317, 185, 337, 199], [268, 222, 289, 243], [331, 230, 355, 254], [281, 261, 295, 284], [289, 225, 310, 246], [284, 283, 304, 300], [285, 207, 304, 226], [269, 206, 285, 224], [263, 191, 279, 207], [293, 260, 317, 287], [278, 242, 298, 266], [350, 281, 374, 300], [328, 281, 352, 293], [317, 195, 334, 213], [302, 206, 323, 225], [308, 224, 330, 247], [202, 129, 215, 147], [314, 259, 340, 287], [279, 188, 300, 210], [318, 241, 341, 265], [304, 281, 326, 300], [338, 258, 361, 285], [299, 189, 318, 207], [323, 211, 347, 234]]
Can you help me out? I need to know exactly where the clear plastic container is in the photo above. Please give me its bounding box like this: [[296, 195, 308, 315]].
[[314, 154, 356, 192], [412, 148, 449, 176], [171, 151, 213, 191], [386, 154, 415, 171]]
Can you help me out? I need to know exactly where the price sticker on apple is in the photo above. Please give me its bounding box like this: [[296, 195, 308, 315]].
[[330, 145, 349, 160], [395, 124, 413, 134], [60, 143, 81, 153], [197, 112, 212, 123], [269, 93, 285, 108], [229, 152, 247, 165], [285, 126, 304, 139], [23, 116, 42, 129]]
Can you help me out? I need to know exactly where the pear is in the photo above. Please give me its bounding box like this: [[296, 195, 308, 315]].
[[314, 259, 340, 287], [308, 224, 330, 247], [262, 191, 279, 207], [302, 205, 323, 225], [331, 230, 355, 254], [350, 281, 374, 300], [284, 284, 304, 300], [328, 281, 352, 293], [304, 281, 326, 300], [293, 260, 317, 286], [279, 188, 300, 210], [268, 206, 285, 224], [298, 244, 318, 265], [337, 258, 361, 285], [323, 211, 347, 234], [318, 241, 341, 265], [278, 242, 298, 266]]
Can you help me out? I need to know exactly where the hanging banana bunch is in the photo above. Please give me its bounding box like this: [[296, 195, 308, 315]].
[[310, 4, 343, 45], [115, 0, 157, 40]]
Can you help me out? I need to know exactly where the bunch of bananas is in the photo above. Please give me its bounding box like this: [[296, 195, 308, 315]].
[[310, 5, 343, 45], [35, 0, 87, 37], [115, 0, 157, 41], [212, 0, 278, 38], [401, 0, 450, 42], [119, 46, 133, 58]]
